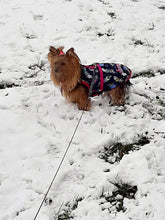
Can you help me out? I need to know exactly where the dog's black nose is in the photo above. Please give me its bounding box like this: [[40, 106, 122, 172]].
[[55, 67, 58, 73]]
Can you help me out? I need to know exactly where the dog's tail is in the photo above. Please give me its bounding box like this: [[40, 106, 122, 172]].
[[124, 80, 133, 98], [125, 80, 132, 87]]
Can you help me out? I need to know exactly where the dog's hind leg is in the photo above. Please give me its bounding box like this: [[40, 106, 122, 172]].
[[108, 85, 125, 106]]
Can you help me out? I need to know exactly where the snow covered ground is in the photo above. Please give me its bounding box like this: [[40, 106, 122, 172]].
[[0, 0, 165, 219]]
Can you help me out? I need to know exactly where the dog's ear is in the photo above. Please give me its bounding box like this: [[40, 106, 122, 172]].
[[66, 47, 80, 62], [66, 47, 75, 55], [49, 46, 59, 55], [48, 46, 62, 62]]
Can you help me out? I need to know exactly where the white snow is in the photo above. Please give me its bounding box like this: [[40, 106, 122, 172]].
[[0, 0, 165, 219]]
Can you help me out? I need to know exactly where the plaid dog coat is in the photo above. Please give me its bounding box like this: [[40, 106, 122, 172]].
[[80, 63, 132, 96]]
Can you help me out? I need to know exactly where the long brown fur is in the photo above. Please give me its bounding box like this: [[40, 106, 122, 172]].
[[48, 46, 130, 111]]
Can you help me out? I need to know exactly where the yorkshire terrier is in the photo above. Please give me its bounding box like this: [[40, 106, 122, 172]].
[[48, 46, 132, 111]]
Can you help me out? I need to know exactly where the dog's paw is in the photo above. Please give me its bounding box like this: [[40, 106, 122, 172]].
[[78, 99, 91, 111]]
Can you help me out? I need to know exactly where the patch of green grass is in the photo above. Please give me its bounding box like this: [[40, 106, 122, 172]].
[[132, 38, 153, 48], [99, 143, 138, 164], [158, 69, 165, 75], [24, 60, 46, 80], [0, 81, 20, 89], [25, 33, 37, 39], [156, 96, 165, 107], [28, 60, 45, 71], [133, 68, 165, 78], [100, 182, 137, 213], [133, 39, 144, 46], [57, 210, 73, 220], [107, 12, 116, 19], [99, 136, 150, 164], [143, 102, 165, 120], [158, 6, 165, 10], [97, 0, 110, 5], [97, 29, 114, 38], [55, 197, 83, 220], [132, 69, 155, 78], [136, 136, 150, 146]]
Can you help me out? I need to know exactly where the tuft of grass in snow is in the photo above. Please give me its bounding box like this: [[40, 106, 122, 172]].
[[156, 96, 165, 108], [158, 69, 165, 75], [97, 0, 110, 6], [99, 143, 139, 164], [132, 38, 153, 49], [133, 68, 165, 78], [143, 102, 165, 120], [132, 69, 155, 78], [133, 39, 144, 46], [28, 60, 46, 71], [158, 6, 165, 10], [99, 136, 150, 164], [23, 60, 46, 85], [100, 182, 137, 213], [55, 197, 83, 220], [25, 33, 37, 39], [107, 12, 117, 19], [97, 29, 115, 38], [0, 81, 20, 89], [56, 209, 73, 220]]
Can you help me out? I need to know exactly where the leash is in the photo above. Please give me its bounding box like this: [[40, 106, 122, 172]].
[[34, 110, 85, 220]]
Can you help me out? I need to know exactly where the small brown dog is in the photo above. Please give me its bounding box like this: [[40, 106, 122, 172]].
[[48, 46, 132, 111]]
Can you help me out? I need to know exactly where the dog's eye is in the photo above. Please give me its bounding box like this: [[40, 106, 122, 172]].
[[61, 62, 65, 66]]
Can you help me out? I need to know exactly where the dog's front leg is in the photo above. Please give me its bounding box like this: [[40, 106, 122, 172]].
[[68, 85, 91, 111], [77, 97, 91, 111]]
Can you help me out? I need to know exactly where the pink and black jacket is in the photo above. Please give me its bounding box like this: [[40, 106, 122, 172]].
[[80, 63, 132, 96]]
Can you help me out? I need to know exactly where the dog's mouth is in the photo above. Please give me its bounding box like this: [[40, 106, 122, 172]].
[[53, 70, 66, 85]]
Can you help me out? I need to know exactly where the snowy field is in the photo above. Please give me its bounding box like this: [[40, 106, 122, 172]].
[[0, 0, 165, 219]]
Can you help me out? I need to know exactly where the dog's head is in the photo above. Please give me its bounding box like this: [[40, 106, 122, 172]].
[[48, 46, 81, 92]]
